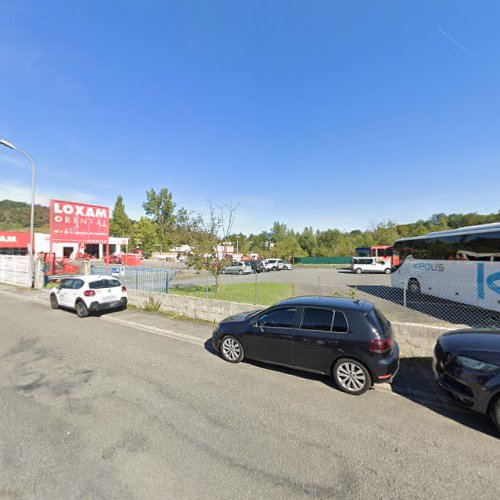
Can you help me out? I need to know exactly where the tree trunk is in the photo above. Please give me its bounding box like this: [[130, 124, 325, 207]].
[[214, 273, 220, 296]]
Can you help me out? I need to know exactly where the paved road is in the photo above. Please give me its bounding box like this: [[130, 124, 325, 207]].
[[0, 288, 499, 499]]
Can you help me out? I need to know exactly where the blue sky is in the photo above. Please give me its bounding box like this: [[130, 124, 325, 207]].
[[1, 1, 499, 234]]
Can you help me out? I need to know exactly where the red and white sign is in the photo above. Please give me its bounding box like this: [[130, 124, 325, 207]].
[[0, 231, 31, 248], [50, 200, 109, 244]]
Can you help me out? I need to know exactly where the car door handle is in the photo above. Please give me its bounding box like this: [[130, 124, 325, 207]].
[[299, 338, 336, 345]]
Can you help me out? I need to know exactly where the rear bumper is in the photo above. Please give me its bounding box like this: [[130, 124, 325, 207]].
[[370, 342, 400, 383], [89, 297, 127, 312]]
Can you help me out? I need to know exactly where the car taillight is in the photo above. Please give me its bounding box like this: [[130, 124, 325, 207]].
[[84, 290, 96, 297], [122, 285, 127, 292], [369, 338, 392, 353]]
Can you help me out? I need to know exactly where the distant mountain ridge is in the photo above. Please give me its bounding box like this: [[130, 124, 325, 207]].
[[0, 200, 50, 231]]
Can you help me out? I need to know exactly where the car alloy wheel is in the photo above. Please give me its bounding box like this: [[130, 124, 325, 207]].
[[384, 268, 391, 274], [333, 358, 371, 395], [355, 268, 362, 274], [50, 294, 59, 309], [238, 270, 243, 275], [220, 336, 244, 363], [75, 301, 89, 318]]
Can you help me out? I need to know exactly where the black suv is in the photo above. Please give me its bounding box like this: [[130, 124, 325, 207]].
[[212, 296, 399, 395]]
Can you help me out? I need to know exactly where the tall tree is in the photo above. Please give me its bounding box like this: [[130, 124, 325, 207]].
[[109, 195, 132, 237], [142, 188, 176, 247]]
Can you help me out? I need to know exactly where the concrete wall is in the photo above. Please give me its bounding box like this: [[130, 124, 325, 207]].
[[128, 290, 462, 357], [128, 290, 257, 323], [391, 322, 460, 358]]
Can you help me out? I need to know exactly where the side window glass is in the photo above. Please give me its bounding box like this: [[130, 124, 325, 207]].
[[332, 311, 349, 333], [61, 279, 74, 289], [72, 279, 84, 289], [258, 308, 297, 328], [301, 308, 334, 332]]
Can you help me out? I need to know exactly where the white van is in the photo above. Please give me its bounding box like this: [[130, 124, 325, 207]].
[[351, 257, 391, 274]]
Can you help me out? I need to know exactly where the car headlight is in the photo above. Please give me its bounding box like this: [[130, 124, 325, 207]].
[[456, 356, 500, 373]]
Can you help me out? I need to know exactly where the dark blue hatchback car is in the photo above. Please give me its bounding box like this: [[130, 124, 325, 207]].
[[212, 296, 400, 395]]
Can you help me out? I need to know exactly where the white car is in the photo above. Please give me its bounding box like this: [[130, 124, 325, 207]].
[[50, 275, 128, 318], [278, 260, 293, 270], [351, 257, 391, 274], [264, 258, 292, 271]]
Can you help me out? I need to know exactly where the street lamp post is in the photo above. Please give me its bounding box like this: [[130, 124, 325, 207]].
[[0, 139, 36, 288]]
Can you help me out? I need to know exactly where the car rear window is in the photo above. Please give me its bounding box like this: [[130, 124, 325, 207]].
[[89, 279, 121, 289], [367, 308, 391, 337]]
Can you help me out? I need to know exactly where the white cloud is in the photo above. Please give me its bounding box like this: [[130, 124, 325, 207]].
[[0, 182, 49, 205]]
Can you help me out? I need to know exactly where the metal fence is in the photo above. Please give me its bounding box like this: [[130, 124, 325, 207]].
[[166, 266, 500, 329], [90, 265, 176, 293], [0, 255, 31, 287]]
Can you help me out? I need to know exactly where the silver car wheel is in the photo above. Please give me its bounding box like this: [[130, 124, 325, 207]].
[[222, 337, 241, 362], [336, 362, 366, 392]]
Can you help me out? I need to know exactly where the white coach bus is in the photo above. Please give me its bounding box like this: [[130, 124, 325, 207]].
[[391, 223, 500, 312]]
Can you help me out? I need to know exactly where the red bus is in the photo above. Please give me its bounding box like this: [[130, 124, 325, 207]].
[[355, 245, 395, 265]]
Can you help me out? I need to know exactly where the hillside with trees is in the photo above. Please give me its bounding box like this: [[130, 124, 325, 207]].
[[0, 200, 49, 231]]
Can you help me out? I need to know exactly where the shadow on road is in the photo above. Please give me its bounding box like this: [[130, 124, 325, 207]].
[[204, 339, 498, 437], [391, 358, 498, 437], [350, 284, 500, 327]]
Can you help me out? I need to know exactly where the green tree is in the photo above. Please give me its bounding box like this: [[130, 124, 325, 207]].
[[269, 235, 306, 262], [109, 195, 132, 237], [142, 188, 176, 247], [271, 221, 288, 243], [130, 217, 158, 256], [299, 227, 317, 256]]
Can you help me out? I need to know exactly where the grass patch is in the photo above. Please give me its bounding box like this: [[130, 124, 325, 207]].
[[170, 282, 294, 306]]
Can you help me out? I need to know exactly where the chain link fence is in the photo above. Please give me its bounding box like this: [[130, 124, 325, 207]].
[[165, 265, 500, 329]]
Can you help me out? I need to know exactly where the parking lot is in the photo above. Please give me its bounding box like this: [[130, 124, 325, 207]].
[[0, 286, 499, 499]]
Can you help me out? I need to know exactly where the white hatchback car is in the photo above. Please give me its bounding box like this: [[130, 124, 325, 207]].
[[50, 275, 128, 317], [350, 257, 391, 274]]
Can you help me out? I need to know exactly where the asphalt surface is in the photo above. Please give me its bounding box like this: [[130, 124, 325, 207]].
[[0, 287, 499, 499]]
